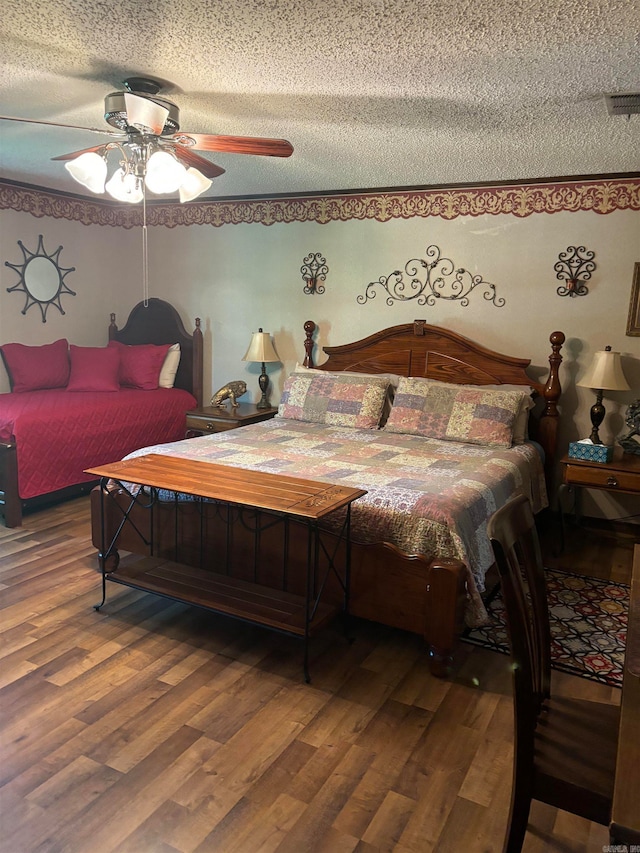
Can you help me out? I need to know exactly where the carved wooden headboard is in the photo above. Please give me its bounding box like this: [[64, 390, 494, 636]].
[[108, 298, 203, 407]]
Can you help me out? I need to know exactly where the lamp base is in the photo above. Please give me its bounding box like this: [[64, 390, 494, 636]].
[[588, 391, 605, 445], [257, 365, 270, 409]]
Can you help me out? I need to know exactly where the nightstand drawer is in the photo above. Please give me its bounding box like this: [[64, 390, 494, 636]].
[[185, 404, 278, 437], [563, 462, 640, 494], [185, 414, 236, 434]]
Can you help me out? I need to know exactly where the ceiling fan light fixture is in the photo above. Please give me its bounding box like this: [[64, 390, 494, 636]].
[[144, 150, 187, 194], [179, 167, 213, 203], [105, 168, 144, 203], [123, 92, 170, 136], [65, 151, 107, 193]]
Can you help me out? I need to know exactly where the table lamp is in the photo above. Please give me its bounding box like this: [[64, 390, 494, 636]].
[[577, 345, 630, 444], [242, 328, 280, 409]]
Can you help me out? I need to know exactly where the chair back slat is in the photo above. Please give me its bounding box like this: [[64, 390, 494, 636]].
[[488, 496, 552, 745]]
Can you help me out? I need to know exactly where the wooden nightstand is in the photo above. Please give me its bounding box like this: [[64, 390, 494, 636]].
[[186, 403, 278, 436], [558, 448, 640, 549]]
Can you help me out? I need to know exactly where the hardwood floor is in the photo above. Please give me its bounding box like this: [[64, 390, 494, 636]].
[[0, 498, 633, 853]]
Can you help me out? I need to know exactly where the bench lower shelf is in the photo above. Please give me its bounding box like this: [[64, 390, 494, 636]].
[[103, 556, 338, 638]]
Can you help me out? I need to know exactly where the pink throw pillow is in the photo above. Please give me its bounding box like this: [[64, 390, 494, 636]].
[[108, 340, 171, 390], [0, 339, 70, 392], [67, 345, 120, 392]]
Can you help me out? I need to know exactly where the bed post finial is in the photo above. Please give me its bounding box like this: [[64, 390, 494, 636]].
[[413, 320, 426, 336], [303, 320, 316, 368]]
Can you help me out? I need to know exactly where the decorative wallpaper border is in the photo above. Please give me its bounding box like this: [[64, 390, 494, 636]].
[[1, 176, 638, 229]]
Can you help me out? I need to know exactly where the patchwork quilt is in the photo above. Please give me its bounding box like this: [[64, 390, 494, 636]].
[[124, 418, 548, 623]]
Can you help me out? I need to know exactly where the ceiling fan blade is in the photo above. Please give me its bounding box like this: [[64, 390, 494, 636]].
[[124, 93, 169, 135], [172, 133, 293, 158], [51, 145, 111, 161], [0, 114, 120, 136], [51, 145, 115, 160], [169, 146, 226, 179]]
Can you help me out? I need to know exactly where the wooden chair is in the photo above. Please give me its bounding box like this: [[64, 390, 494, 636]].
[[487, 494, 620, 853]]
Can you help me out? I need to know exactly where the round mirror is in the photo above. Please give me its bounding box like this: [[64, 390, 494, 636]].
[[24, 256, 62, 303], [5, 235, 76, 323]]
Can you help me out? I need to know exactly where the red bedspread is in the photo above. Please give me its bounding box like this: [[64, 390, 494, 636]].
[[0, 388, 196, 499]]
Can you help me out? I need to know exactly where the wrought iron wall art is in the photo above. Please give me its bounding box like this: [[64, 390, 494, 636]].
[[301, 252, 328, 295], [5, 235, 76, 322], [554, 245, 595, 297], [356, 244, 505, 308]]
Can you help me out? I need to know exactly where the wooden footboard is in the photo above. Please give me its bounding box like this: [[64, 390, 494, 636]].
[[0, 444, 99, 528], [0, 442, 20, 528], [90, 485, 467, 676]]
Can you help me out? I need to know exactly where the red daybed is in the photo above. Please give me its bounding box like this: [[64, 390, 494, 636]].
[[0, 298, 203, 527]]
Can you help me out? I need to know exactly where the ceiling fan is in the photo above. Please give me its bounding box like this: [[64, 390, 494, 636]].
[[0, 76, 294, 202]]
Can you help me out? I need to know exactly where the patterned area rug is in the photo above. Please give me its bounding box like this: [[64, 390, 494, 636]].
[[462, 569, 628, 687]]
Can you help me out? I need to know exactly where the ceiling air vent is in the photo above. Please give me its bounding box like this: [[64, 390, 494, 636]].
[[605, 93, 640, 116]]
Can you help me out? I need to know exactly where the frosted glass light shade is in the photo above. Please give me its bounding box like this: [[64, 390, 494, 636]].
[[105, 168, 144, 203], [65, 152, 107, 193], [179, 167, 213, 202], [242, 330, 279, 363], [577, 348, 630, 391], [144, 150, 187, 194]]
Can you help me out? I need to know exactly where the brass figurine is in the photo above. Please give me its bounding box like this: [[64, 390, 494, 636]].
[[211, 380, 247, 408]]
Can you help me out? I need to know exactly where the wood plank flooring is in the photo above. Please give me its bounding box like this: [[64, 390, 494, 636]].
[[0, 499, 633, 853]]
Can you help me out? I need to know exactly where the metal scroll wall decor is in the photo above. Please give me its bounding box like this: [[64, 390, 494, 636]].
[[301, 252, 328, 295], [5, 235, 76, 322], [356, 244, 505, 308], [554, 245, 595, 297]]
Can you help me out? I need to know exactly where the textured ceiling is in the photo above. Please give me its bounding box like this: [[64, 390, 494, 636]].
[[1, 0, 639, 199]]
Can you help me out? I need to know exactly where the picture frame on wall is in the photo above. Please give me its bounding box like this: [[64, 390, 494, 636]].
[[627, 262, 640, 337]]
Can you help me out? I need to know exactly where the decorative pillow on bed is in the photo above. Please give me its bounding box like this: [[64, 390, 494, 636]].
[[384, 376, 527, 447], [479, 383, 535, 444], [158, 343, 181, 389], [277, 372, 390, 428], [414, 378, 536, 445], [67, 345, 120, 392], [108, 340, 171, 390], [293, 363, 401, 426], [0, 338, 70, 392]]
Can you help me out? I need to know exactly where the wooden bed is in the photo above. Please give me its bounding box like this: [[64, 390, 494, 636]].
[[90, 319, 564, 677], [0, 298, 203, 528]]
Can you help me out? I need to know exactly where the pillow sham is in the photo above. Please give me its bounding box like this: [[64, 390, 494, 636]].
[[277, 372, 390, 429], [108, 340, 171, 390], [159, 343, 181, 389], [293, 363, 401, 427], [67, 345, 120, 392], [0, 338, 70, 393], [384, 375, 527, 447], [414, 377, 536, 445]]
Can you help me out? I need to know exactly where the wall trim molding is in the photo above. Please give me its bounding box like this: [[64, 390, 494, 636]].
[[1, 174, 638, 229]]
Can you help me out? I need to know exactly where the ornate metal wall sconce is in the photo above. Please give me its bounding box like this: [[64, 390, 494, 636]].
[[554, 245, 595, 297], [301, 252, 328, 295], [357, 244, 505, 308]]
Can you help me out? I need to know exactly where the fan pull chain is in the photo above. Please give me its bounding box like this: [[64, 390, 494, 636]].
[[142, 184, 149, 307]]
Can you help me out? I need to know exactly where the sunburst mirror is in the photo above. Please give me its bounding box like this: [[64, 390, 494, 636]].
[[5, 235, 76, 322]]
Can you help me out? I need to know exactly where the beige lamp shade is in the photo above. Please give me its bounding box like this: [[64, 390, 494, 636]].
[[242, 329, 280, 363], [577, 347, 630, 391]]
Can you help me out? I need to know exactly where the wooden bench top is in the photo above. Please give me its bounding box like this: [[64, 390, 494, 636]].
[[86, 453, 366, 520]]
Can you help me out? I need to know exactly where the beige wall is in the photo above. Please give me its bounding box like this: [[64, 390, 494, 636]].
[[1, 180, 639, 520]]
